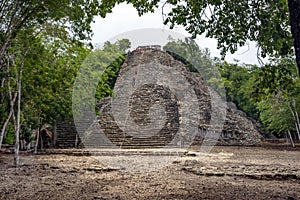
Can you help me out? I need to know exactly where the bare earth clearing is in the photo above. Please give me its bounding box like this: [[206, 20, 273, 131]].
[[0, 146, 299, 200]]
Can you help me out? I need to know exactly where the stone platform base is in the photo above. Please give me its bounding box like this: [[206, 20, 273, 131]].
[[41, 148, 188, 156]]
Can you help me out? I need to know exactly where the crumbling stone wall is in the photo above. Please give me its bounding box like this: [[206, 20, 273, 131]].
[[96, 48, 263, 148]]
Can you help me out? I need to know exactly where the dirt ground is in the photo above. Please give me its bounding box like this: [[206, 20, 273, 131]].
[[0, 146, 299, 200]]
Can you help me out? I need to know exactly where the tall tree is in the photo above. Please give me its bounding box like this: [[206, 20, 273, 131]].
[[288, 0, 300, 75], [0, 23, 90, 165], [0, 0, 101, 70], [252, 55, 300, 142], [218, 62, 260, 119], [2, 28, 30, 165], [98, 0, 300, 75], [0, 0, 102, 160]]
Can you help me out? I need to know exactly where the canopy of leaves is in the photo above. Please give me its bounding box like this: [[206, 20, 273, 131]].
[[0, 0, 103, 72], [257, 96, 295, 135], [98, 0, 293, 59], [252, 55, 298, 101], [96, 54, 126, 99], [251, 55, 300, 137], [217, 62, 259, 119], [4, 26, 90, 129]]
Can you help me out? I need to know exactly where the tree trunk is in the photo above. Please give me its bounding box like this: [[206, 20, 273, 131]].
[[287, 130, 295, 147], [40, 132, 43, 150], [288, 100, 300, 141], [14, 73, 22, 166], [34, 115, 40, 154], [0, 57, 17, 149], [288, 0, 300, 76], [0, 110, 13, 149], [53, 122, 57, 148], [291, 99, 300, 140], [0, 37, 12, 69], [13, 50, 25, 166], [293, 110, 300, 141], [295, 122, 300, 141]]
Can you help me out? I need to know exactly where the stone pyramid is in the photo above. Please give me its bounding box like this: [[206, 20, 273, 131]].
[[93, 47, 263, 148]]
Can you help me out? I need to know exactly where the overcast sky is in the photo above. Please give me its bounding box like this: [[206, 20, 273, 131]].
[[91, 3, 265, 65]]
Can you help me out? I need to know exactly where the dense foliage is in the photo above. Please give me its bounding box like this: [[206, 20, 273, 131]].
[[0, 0, 107, 164], [95, 54, 126, 99], [1, 38, 130, 143]]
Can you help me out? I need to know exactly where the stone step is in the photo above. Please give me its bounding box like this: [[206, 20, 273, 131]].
[[42, 148, 188, 156]]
